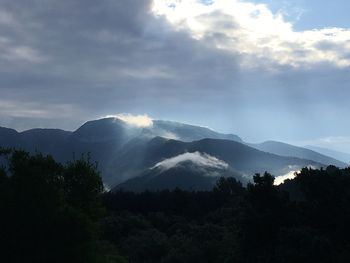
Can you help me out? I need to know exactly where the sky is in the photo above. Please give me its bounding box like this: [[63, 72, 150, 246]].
[[0, 0, 350, 152]]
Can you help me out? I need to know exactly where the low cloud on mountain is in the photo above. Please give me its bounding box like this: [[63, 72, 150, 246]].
[[274, 170, 298, 185], [105, 113, 154, 128], [152, 151, 229, 172]]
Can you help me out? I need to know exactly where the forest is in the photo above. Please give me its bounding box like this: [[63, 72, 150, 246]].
[[1, 148, 350, 263]]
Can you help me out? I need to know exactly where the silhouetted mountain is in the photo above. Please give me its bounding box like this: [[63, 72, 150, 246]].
[[149, 120, 243, 142], [0, 117, 339, 190], [115, 160, 244, 192], [72, 118, 140, 143], [21, 129, 71, 154], [0, 127, 20, 148], [146, 138, 322, 175], [249, 141, 347, 168], [305, 145, 350, 165], [112, 137, 324, 191]]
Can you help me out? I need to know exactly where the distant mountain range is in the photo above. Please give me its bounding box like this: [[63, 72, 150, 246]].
[[304, 145, 350, 164], [0, 117, 348, 191], [115, 137, 321, 192], [248, 141, 346, 168]]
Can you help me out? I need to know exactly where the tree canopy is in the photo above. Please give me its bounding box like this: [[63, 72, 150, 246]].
[[1, 148, 350, 262], [0, 148, 125, 263]]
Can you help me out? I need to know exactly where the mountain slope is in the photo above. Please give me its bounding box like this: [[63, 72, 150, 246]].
[[144, 138, 322, 176], [304, 145, 350, 165], [249, 141, 347, 168], [115, 149, 246, 192], [112, 137, 325, 191], [0, 118, 243, 184], [0, 118, 338, 190], [116, 159, 244, 192], [150, 120, 242, 142], [0, 127, 21, 148]]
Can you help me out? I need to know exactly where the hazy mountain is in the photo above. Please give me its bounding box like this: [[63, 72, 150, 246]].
[[0, 117, 338, 190], [72, 118, 141, 143], [249, 141, 348, 168], [115, 158, 244, 192], [305, 145, 350, 165], [149, 120, 243, 142], [143, 138, 322, 176], [112, 137, 324, 191], [0, 118, 242, 185]]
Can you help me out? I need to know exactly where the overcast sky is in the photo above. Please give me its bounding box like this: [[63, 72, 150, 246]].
[[0, 0, 349, 152]]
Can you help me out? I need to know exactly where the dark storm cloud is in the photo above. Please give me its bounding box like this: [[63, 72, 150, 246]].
[[0, 0, 349, 151], [0, 0, 243, 130]]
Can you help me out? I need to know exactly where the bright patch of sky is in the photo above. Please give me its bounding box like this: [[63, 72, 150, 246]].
[[246, 0, 350, 30]]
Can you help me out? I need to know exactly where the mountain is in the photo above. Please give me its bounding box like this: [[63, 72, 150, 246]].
[[143, 138, 322, 176], [0, 117, 341, 190], [115, 157, 244, 192], [72, 118, 142, 143], [249, 141, 348, 168], [21, 129, 72, 154], [0, 127, 21, 148], [113, 137, 323, 191], [0, 118, 243, 185], [150, 120, 242, 142], [304, 145, 350, 165]]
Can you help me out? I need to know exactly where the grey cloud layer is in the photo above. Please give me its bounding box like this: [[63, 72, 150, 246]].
[[0, 0, 349, 150], [0, 0, 239, 122]]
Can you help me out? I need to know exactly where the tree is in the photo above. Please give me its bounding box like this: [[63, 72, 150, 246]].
[[0, 148, 125, 263], [213, 177, 243, 195], [63, 157, 105, 219]]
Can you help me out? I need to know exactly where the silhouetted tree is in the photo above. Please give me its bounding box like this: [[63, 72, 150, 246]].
[[213, 177, 243, 195], [2, 146, 350, 263], [0, 148, 125, 263]]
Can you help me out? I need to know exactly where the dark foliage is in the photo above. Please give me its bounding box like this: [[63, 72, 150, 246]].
[[1, 147, 350, 263], [0, 148, 125, 263], [104, 167, 350, 263]]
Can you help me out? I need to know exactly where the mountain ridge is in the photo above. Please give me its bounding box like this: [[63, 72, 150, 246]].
[[248, 140, 348, 168], [0, 117, 346, 190]]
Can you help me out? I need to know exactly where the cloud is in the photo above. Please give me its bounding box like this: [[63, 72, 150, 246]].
[[0, 10, 17, 26], [275, 163, 320, 185], [2, 45, 46, 63], [0, 0, 240, 129], [153, 151, 229, 171], [0, 10, 46, 64], [0, 99, 81, 119], [0, 0, 348, 148], [274, 170, 297, 185], [152, 0, 350, 68], [159, 131, 179, 140], [106, 113, 154, 128], [0, 99, 85, 131]]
